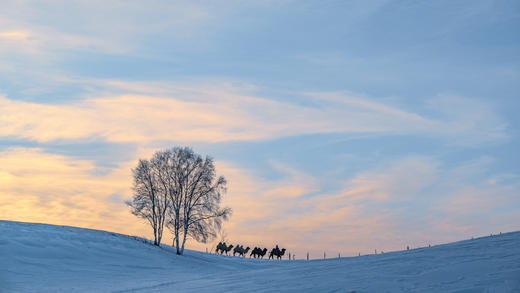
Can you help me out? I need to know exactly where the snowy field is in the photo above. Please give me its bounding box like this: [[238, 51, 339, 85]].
[[1, 220, 519, 293]]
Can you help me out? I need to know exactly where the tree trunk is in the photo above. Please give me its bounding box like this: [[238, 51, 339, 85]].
[[157, 214, 162, 246], [175, 214, 181, 255], [180, 225, 188, 255], [152, 208, 158, 246]]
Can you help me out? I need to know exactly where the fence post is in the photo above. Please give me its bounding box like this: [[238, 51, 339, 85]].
[[307, 252, 309, 261], [324, 252, 326, 259]]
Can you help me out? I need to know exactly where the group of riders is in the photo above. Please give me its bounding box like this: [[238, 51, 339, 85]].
[[215, 242, 287, 260]]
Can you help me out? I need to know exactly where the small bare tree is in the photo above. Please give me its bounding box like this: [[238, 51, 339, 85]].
[[126, 159, 169, 246]]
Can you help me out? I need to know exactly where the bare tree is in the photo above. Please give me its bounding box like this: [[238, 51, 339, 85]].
[[128, 147, 231, 254], [126, 159, 169, 246], [165, 147, 231, 255]]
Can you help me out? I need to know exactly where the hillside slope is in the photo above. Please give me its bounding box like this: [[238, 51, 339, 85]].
[[1, 220, 519, 292]]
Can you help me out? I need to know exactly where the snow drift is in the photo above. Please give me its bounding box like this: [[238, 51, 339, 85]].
[[1, 220, 519, 292]]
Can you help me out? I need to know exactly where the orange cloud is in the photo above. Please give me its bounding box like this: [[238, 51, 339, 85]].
[[0, 30, 31, 40], [2, 86, 503, 146], [340, 156, 438, 202], [0, 147, 148, 237]]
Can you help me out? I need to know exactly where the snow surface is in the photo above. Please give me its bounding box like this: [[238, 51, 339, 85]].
[[1, 220, 519, 293]]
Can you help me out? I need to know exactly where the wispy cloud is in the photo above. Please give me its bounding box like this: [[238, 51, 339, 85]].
[[219, 155, 519, 255], [0, 0, 286, 65], [0, 30, 32, 40], [0, 81, 508, 145], [335, 156, 438, 202]]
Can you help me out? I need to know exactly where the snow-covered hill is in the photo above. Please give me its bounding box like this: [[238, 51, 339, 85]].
[[1, 220, 519, 293]]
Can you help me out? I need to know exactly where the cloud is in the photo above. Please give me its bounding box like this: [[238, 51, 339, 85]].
[[0, 147, 148, 237], [311, 91, 509, 146], [0, 1, 235, 82], [216, 155, 520, 256], [206, 159, 411, 256], [0, 27, 126, 59], [337, 156, 438, 202], [432, 157, 520, 229], [0, 0, 288, 64], [424, 94, 509, 145], [0, 80, 508, 145], [0, 30, 32, 40], [0, 1, 217, 54]]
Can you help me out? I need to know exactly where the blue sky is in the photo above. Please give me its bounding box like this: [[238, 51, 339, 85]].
[[0, 0, 519, 255]]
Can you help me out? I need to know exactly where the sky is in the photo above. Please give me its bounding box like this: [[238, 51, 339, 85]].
[[0, 0, 519, 258]]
